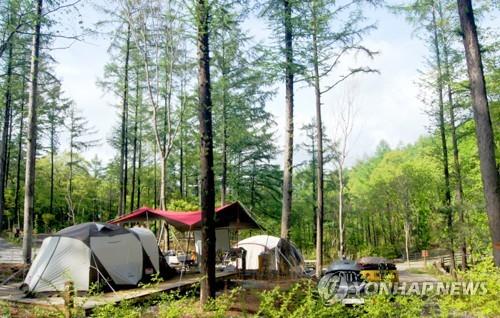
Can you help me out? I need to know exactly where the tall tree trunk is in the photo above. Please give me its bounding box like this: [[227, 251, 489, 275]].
[[432, 6, 456, 274], [159, 44, 175, 211], [404, 219, 411, 268], [441, 26, 467, 269], [14, 73, 26, 230], [220, 40, 228, 206], [22, 0, 42, 264], [5, 104, 13, 190], [159, 158, 166, 209], [311, 135, 316, 247], [68, 129, 75, 224], [50, 114, 55, 219], [457, 0, 500, 266], [136, 118, 142, 209], [153, 141, 157, 209], [311, 0, 323, 276], [281, 0, 294, 240], [338, 165, 345, 258], [179, 122, 184, 198], [197, 0, 216, 303], [0, 42, 14, 231], [221, 79, 228, 205], [250, 161, 256, 208], [130, 74, 139, 212], [118, 22, 131, 216]]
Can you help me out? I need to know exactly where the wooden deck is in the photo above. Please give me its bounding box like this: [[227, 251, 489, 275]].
[[0, 271, 237, 312]]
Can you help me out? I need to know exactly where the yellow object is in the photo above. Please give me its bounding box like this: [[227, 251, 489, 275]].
[[360, 269, 399, 282]]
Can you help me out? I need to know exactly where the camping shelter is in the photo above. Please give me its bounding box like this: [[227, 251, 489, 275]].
[[22, 223, 175, 293], [235, 235, 304, 274], [109, 202, 261, 258], [109, 201, 260, 231]]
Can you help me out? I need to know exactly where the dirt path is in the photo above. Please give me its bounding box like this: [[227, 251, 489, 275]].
[[0, 237, 23, 264], [396, 259, 440, 283]]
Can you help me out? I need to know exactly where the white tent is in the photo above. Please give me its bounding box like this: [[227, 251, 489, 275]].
[[235, 235, 304, 274], [22, 223, 175, 293]]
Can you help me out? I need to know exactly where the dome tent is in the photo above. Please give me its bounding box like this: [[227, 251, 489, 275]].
[[235, 235, 304, 274], [22, 223, 175, 294]]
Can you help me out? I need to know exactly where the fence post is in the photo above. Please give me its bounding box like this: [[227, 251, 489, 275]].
[[63, 280, 75, 318]]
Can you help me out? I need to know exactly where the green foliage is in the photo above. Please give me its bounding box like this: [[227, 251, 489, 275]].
[[32, 306, 64, 318], [0, 301, 10, 318], [157, 291, 198, 318], [91, 300, 141, 318], [167, 199, 199, 212], [438, 258, 500, 317], [138, 273, 164, 289], [204, 287, 241, 318], [257, 281, 354, 318], [361, 294, 425, 318]]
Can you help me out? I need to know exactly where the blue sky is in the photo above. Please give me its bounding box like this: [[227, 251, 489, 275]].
[[49, 1, 498, 168]]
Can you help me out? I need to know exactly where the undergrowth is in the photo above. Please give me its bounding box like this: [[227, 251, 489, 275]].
[[3, 258, 498, 317]]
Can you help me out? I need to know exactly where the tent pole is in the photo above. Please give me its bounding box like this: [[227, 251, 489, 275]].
[[164, 222, 170, 251], [186, 231, 192, 265], [166, 223, 170, 250], [157, 220, 164, 247]]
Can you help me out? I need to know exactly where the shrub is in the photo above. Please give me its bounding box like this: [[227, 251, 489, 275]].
[[360, 294, 425, 318], [438, 258, 500, 317], [91, 300, 141, 318], [256, 281, 353, 318]]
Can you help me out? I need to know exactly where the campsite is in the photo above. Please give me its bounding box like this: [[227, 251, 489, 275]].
[[0, 0, 499, 317]]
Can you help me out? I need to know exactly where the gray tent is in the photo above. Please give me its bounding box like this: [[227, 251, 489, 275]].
[[22, 223, 175, 293]]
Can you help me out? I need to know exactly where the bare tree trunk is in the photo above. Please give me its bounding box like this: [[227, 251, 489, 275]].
[[221, 80, 227, 205], [0, 42, 14, 231], [67, 127, 75, 224], [5, 106, 13, 190], [440, 22, 467, 269], [281, 0, 294, 240], [404, 220, 410, 268], [338, 165, 345, 258], [130, 74, 139, 212], [197, 0, 216, 304], [432, 6, 456, 275], [14, 78, 25, 230], [179, 112, 184, 198], [457, 0, 500, 266], [136, 119, 142, 209], [119, 22, 131, 216], [159, 157, 166, 209], [153, 141, 157, 209], [311, 0, 323, 276], [22, 0, 42, 264], [220, 39, 228, 205], [50, 113, 55, 218]]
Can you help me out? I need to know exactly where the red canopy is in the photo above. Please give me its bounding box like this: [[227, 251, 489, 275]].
[[109, 201, 260, 232]]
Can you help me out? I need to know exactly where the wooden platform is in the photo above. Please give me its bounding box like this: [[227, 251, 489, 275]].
[[0, 271, 237, 312]]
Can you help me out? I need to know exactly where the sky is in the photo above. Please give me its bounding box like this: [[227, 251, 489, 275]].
[[48, 1, 481, 168]]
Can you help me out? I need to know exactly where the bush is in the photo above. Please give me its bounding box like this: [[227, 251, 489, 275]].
[[257, 281, 354, 318], [360, 294, 425, 318], [91, 300, 141, 318], [157, 291, 199, 318], [438, 258, 500, 317]]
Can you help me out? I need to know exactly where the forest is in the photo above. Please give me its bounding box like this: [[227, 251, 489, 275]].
[[0, 0, 499, 315]]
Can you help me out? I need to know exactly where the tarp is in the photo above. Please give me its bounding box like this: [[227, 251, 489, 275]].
[[109, 201, 261, 232]]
